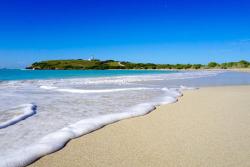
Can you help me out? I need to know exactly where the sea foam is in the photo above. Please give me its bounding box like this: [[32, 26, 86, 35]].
[[0, 88, 182, 167], [40, 86, 154, 94], [0, 104, 36, 129], [0, 85, 186, 167]]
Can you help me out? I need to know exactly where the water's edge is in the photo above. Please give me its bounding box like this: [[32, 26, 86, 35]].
[[0, 86, 191, 167]]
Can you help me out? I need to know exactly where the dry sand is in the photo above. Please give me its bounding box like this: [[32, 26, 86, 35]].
[[228, 69, 250, 73], [30, 86, 250, 167]]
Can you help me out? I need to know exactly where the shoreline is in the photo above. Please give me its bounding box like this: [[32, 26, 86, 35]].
[[16, 68, 250, 71], [30, 85, 250, 167]]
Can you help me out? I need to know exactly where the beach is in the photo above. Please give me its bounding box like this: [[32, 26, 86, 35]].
[[2, 0, 250, 166], [228, 69, 250, 73], [29, 85, 250, 167]]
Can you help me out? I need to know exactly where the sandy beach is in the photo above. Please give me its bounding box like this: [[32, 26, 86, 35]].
[[228, 69, 250, 73], [30, 85, 250, 167]]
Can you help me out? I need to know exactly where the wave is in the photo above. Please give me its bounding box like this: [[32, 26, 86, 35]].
[[0, 70, 222, 88], [0, 104, 37, 129], [40, 86, 153, 94], [0, 86, 189, 167]]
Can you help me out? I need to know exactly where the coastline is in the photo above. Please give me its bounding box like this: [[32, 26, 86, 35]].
[[227, 68, 250, 73], [21, 68, 250, 74], [30, 85, 250, 167]]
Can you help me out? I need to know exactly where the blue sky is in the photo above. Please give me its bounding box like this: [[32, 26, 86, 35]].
[[0, 0, 250, 68]]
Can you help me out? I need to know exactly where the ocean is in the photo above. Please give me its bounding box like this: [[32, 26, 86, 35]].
[[0, 69, 250, 167], [0, 69, 176, 81]]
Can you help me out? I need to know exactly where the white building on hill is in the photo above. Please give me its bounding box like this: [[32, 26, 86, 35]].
[[88, 56, 95, 61]]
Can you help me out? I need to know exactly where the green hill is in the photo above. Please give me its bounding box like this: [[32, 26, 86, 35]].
[[26, 59, 250, 70], [26, 59, 124, 70]]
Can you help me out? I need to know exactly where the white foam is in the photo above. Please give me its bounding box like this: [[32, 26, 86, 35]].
[[162, 87, 183, 97], [0, 104, 36, 129], [1, 70, 222, 88], [0, 87, 188, 167], [0, 103, 155, 167], [40, 86, 153, 94], [180, 85, 198, 90], [39, 86, 57, 90]]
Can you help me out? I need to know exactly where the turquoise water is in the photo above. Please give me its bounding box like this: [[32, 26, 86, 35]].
[[0, 69, 177, 81]]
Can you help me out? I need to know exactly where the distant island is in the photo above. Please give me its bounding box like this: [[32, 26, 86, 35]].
[[26, 59, 250, 70]]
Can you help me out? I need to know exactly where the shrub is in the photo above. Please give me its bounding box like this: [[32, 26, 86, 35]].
[[208, 62, 218, 68]]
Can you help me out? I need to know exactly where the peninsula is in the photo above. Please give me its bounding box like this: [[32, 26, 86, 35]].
[[26, 59, 250, 70]]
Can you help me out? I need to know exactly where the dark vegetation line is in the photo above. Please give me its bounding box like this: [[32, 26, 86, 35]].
[[26, 59, 250, 70]]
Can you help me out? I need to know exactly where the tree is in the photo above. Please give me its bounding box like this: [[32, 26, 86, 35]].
[[207, 62, 218, 68], [238, 60, 249, 68], [220, 63, 228, 69], [192, 64, 202, 69]]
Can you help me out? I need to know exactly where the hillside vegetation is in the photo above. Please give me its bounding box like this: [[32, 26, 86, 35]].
[[26, 59, 250, 70]]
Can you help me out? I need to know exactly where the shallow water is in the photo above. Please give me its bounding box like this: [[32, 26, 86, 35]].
[[0, 70, 250, 167], [0, 69, 176, 81]]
